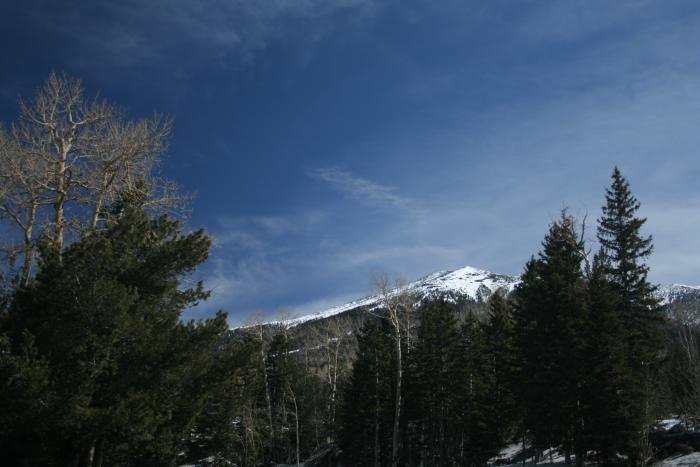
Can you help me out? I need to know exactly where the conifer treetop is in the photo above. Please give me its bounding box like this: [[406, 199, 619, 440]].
[[597, 167, 655, 300]]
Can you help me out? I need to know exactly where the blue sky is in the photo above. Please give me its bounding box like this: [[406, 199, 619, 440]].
[[2, 0, 700, 324]]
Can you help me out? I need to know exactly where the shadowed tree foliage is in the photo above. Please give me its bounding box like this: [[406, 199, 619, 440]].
[[481, 292, 520, 450], [596, 167, 667, 463], [0, 197, 228, 467], [407, 300, 463, 466], [580, 251, 630, 465], [513, 212, 588, 463], [339, 318, 396, 467]]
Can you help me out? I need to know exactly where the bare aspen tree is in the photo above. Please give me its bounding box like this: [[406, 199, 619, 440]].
[[18, 72, 114, 250], [371, 273, 414, 467], [286, 382, 301, 467], [309, 315, 357, 444], [374, 352, 381, 467], [0, 72, 184, 282], [246, 311, 275, 452], [0, 125, 51, 284], [81, 114, 174, 230]]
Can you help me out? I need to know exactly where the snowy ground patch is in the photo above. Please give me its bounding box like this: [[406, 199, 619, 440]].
[[653, 452, 700, 466]]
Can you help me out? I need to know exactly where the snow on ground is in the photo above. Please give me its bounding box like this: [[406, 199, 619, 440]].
[[491, 440, 700, 466], [494, 441, 523, 462], [653, 452, 700, 466], [659, 418, 683, 430], [492, 442, 572, 466]]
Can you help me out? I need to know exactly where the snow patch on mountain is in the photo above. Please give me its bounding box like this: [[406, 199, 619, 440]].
[[257, 265, 700, 329], [657, 284, 700, 305], [282, 265, 519, 327]]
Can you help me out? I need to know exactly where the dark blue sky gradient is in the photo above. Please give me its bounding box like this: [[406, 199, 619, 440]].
[[2, 1, 700, 324]]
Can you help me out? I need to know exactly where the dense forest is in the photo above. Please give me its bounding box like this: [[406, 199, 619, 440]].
[[0, 75, 697, 466]]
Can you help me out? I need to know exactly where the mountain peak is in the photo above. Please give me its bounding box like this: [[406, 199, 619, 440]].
[[281, 265, 518, 327], [273, 265, 700, 328]]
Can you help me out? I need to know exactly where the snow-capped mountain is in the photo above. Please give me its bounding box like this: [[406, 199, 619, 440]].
[[657, 283, 700, 306], [282, 265, 700, 327], [283, 265, 519, 327]]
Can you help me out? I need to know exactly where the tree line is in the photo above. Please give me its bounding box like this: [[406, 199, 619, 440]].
[[0, 74, 693, 466], [338, 168, 669, 466]]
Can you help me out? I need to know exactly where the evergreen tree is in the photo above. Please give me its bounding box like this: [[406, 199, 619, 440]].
[[457, 309, 501, 466], [580, 252, 629, 465], [339, 318, 396, 467], [0, 198, 230, 466], [408, 300, 462, 466], [513, 212, 588, 462], [597, 167, 666, 463], [482, 292, 520, 449], [265, 328, 317, 465], [0, 331, 53, 466], [183, 333, 266, 466]]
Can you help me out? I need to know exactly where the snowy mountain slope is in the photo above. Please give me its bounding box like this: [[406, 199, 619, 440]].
[[282, 265, 519, 327], [278, 265, 700, 328], [658, 283, 700, 306]]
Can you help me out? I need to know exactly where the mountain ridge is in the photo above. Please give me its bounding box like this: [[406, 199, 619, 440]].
[[274, 265, 700, 328], [277, 265, 518, 327]]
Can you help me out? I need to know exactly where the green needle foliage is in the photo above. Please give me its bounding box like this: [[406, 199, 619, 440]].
[[513, 212, 589, 462], [0, 197, 230, 466], [596, 167, 667, 463]]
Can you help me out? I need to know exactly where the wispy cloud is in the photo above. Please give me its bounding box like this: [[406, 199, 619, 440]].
[[188, 209, 335, 319], [309, 167, 420, 214], [214, 210, 328, 247]]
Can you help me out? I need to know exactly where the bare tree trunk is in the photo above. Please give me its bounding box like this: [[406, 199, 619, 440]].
[[290, 387, 300, 467], [258, 325, 275, 455], [20, 200, 37, 286], [78, 440, 95, 467], [92, 438, 104, 467], [324, 331, 334, 445], [371, 273, 412, 467], [374, 355, 381, 467], [391, 318, 402, 467], [404, 306, 412, 351], [90, 188, 106, 230], [330, 333, 340, 442], [53, 143, 70, 251], [90, 170, 119, 230]]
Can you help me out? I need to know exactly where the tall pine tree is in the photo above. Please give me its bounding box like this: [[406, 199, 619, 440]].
[[457, 309, 503, 466], [513, 211, 589, 463], [339, 318, 396, 467], [580, 251, 630, 465], [482, 292, 520, 450], [597, 167, 666, 463], [407, 300, 462, 466]]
